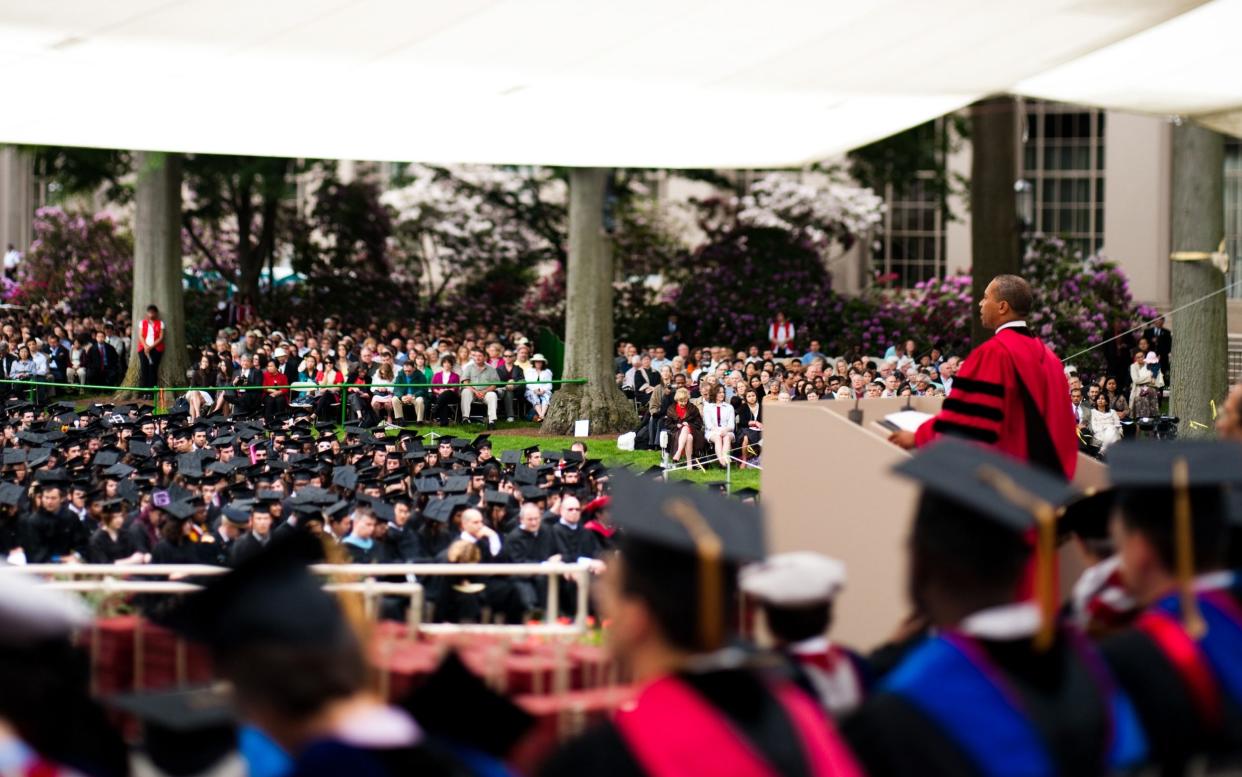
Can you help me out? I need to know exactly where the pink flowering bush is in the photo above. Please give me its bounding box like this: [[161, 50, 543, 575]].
[[13, 207, 133, 313]]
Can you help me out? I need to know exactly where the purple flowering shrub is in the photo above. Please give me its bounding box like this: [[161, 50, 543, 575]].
[[670, 226, 851, 345], [837, 275, 975, 357], [1021, 237, 1158, 375], [13, 207, 133, 314]]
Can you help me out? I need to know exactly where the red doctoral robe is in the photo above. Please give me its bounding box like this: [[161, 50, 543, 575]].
[[915, 324, 1077, 480]]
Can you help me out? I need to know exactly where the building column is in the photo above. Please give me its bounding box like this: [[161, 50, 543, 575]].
[[0, 147, 35, 255]]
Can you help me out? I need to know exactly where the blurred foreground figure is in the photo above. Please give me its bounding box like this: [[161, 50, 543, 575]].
[[0, 572, 128, 777], [158, 533, 468, 777], [541, 473, 862, 777], [841, 439, 1147, 777], [741, 552, 869, 717], [1099, 442, 1242, 774]]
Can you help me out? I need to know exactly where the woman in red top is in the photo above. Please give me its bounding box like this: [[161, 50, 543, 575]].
[[664, 387, 705, 469], [261, 358, 290, 426]]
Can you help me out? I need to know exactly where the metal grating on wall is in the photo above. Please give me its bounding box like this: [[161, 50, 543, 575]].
[[1230, 336, 1242, 385]]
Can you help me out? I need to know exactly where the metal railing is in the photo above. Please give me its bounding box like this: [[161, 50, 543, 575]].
[[2, 561, 595, 635], [0, 377, 588, 427]]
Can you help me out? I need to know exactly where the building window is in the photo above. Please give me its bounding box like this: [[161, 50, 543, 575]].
[[1019, 101, 1105, 257], [878, 176, 944, 287], [1226, 140, 1242, 298]]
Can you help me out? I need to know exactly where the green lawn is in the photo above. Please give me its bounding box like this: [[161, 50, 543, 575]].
[[384, 421, 762, 493]]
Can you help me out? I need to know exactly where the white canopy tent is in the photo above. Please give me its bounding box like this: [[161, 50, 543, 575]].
[[0, 0, 1235, 168]]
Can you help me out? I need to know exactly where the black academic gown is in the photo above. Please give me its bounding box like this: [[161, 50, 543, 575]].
[[503, 527, 556, 563], [551, 521, 596, 562], [20, 507, 91, 563], [88, 528, 138, 563], [541, 668, 831, 777], [229, 532, 271, 566], [841, 631, 1135, 777]]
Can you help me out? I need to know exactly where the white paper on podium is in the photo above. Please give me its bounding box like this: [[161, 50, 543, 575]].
[[882, 410, 934, 433]]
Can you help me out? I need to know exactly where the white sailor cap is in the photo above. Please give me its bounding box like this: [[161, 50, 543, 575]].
[[739, 551, 846, 607], [0, 571, 92, 647]]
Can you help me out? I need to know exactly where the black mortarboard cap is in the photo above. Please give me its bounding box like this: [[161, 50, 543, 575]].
[[442, 476, 470, 494], [222, 505, 251, 525], [400, 650, 533, 758], [1107, 441, 1242, 491], [159, 500, 197, 521], [129, 441, 154, 458], [612, 469, 765, 650], [500, 450, 520, 466], [484, 490, 510, 507], [415, 477, 443, 495], [470, 434, 492, 450], [562, 450, 584, 464], [371, 502, 395, 523], [26, 448, 51, 468], [892, 439, 1073, 535], [324, 500, 351, 520], [92, 451, 120, 467], [0, 482, 22, 506], [108, 686, 238, 777], [514, 465, 537, 486], [519, 485, 547, 501], [522, 445, 539, 457], [157, 532, 345, 653], [331, 466, 358, 490], [2, 449, 24, 466], [1059, 489, 1113, 541]]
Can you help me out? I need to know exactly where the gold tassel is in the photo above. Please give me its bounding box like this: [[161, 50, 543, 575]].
[[1172, 458, 1207, 638], [976, 465, 1058, 651], [664, 497, 724, 650]]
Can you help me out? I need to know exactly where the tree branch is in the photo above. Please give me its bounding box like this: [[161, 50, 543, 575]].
[[183, 216, 234, 281]]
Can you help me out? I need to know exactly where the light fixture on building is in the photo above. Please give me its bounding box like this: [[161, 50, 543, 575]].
[[1014, 179, 1034, 231]]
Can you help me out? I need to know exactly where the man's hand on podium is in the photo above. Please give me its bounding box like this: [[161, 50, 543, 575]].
[[888, 430, 916, 450]]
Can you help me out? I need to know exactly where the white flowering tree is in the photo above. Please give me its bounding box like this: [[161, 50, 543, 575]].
[[381, 164, 564, 304], [733, 173, 885, 255]]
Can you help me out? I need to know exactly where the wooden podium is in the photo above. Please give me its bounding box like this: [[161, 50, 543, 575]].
[[759, 399, 1106, 650]]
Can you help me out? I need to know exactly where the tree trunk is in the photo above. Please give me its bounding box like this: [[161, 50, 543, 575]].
[[1169, 123, 1226, 439], [542, 168, 637, 436], [121, 152, 190, 397], [969, 96, 1019, 348]]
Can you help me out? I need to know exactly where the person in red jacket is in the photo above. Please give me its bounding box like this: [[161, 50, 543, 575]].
[[889, 275, 1077, 481], [261, 357, 290, 426], [137, 304, 165, 388]]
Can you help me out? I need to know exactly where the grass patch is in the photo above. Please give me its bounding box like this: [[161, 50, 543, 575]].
[[384, 422, 762, 492]]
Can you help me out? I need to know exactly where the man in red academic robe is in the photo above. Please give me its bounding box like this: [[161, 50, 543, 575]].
[[890, 275, 1077, 481]]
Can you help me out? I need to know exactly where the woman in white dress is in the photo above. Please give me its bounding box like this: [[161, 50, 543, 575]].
[[1089, 393, 1123, 452], [701, 384, 736, 468], [524, 353, 554, 422]]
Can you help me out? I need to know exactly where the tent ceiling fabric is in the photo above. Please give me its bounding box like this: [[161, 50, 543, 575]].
[[0, 0, 1226, 167]]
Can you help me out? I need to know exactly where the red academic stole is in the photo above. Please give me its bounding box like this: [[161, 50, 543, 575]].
[[614, 675, 862, 777]]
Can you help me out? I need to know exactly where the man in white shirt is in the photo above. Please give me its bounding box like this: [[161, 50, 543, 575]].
[[2, 244, 19, 279]]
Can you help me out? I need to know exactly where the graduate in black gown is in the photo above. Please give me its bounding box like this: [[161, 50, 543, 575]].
[[840, 439, 1148, 777], [157, 531, 469, 777], [1096, 442, 1242, 774], [540, 472, 863, 777]]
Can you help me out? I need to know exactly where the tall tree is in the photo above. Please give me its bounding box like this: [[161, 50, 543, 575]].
[[181, 155, 298, 305], [969, 96, 1019, 347], [122, 152, 190, 392], [542, 168, 637, 435], [1169, 123, 1227, 438]]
